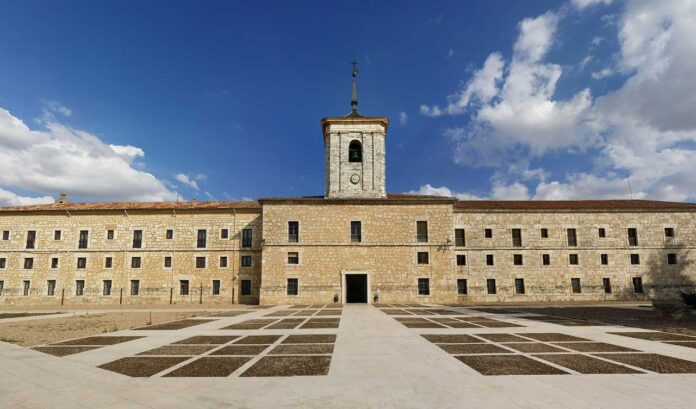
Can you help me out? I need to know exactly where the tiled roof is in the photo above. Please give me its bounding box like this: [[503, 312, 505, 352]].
[[454, 199, 696, 211], [0, 200, 260, 213], [257, 193, 455, 202]]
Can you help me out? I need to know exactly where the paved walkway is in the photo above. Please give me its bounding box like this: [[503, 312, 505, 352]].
[[1, 304, 696, 408]]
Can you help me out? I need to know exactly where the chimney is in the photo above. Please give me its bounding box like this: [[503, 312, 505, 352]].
[[56, 193, 69, 204]]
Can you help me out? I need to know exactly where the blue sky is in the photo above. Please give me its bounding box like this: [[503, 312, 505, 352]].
[[1, 0, 695, 204]]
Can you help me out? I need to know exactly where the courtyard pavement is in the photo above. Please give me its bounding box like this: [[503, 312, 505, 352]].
[[1, 304, 696, 408]]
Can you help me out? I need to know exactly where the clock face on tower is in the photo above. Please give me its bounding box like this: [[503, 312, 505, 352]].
[[350, 174, 360, 184]]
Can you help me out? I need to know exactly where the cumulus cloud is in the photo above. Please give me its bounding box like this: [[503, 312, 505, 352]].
[[0, 107, 176, 204], [420, 0, 696, 201], [0, 187, 54, 207], [408, 184, 484, 200], [175, 173, 200, 191], [571, 0, 613, 10]]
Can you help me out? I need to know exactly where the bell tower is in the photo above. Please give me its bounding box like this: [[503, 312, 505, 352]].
[[321, 61, 389, 198]]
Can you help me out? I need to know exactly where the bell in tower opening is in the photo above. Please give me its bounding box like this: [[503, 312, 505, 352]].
[[348, 140, 363, 163]]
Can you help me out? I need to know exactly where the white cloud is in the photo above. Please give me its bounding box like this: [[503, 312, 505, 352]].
[[408, 184, 483, 200], [0, 107, 176, 203], [591, 68, 613, 79], [571, 0, 613, 10], [175, 173, 200, 191], [447, 48, 455, 58], [44, 101, 72, 117], [0, 187, 54, 207], [398, 112, 408, 125]]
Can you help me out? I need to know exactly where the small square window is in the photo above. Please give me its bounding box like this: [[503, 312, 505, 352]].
[[486, 279, 497, 295], [196, 257, 206, 268], [664, 227, 675, 238], [542, 254, 550, 266], [540, 228, 548, 238], [166, 229, 174, 240], [105, 256, 113, 268], [241, 255, 252, 267], [212, 280, 221, 295], [130, 280, 140, 296], [221, 229, 229, 239], [630, 254, 640, 265], [484, 228, 493, 239], [107, 230, 114, 240], [457, 279, 468, 295], [180, 280, 189, 296], [103, 280, 112, 296], [417, 278, 430, 296], [598, 228, 606, 238], [571, 278, 581, 294], [600, 254, 609, 265], [51, 257, 59, 269], [632, 277, 644, 294], [456, 254, 466, 266], [514, 278, 525, 295], [667, 253, 677, 265], [602, 278, 612, 294], [241, 279, 252, 296], [287, 252, 299, 265], [54, 230, 62, 240], [513, 254, 523, 266], [219, 256, 228, 268], [77, 257, 87, 269], [164, 256, 172, 268], [24, 258, 34, 269], [75, 280, 85, 296], [131, 256, 141, 268], [287, 278, 298, 296], [486, 254, 494, 266], [417, 252, 429, 265], [569, 254, 579, 265]]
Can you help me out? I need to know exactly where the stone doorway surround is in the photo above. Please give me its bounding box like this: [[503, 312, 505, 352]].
[[341, 271, 371, 304]]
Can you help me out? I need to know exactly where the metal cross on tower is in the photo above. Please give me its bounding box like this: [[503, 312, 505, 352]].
[[350, 60, 359, 114]]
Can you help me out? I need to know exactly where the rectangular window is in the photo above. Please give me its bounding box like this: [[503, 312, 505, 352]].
[[287, 278, 298, 296], [542, 254, 550, 266], [513, 254, 523, 266], [180, 280, 189, 296], [24, 258, 33, 269], [51, 257, 59, 269], [350, 221, 362, 243], [511, 229, 522, 247], [212, 280, 220, 295], [196, 257, 206, 268], [417, 252, 429, 265], [76, 257, 87, 269], [219, 256, 228, 268], [131, 256, 141, 268], [0, 280, 3, 295], [105, 256, 113, 268], [600, 254, 609, 265], [47, 280, 56, 296], [417, 278, 430, 296], [132, 230, 142, 248], [571, 278, 581, 294], [514, 278, 525, 295], [164, 256, 172, 268], [54, 230, 62, 240], [241, 279, 252, 296], [166, 229, 173, 240], [287, 252, 299, 265], [667, 253, 677, 265], [664, 227, 675, 239], [416, 221, 428, 243], [288, 221, 299, 243], [103, 280, 112, 296], [23, 280, 30, 296], [632, 277, 644, 293], [26, 230, 36, 249], [598, 228, 606, 238], [75, 280, 84, 296], [454, 228, 465, 247], [630, 254, 640, 265], [567, 228, 577, 247], [242, 228, 253, 248], [220, 229, 229, 239], [456, 254, 466, 266], [603, 278, 612, 294], [0, 258, 5, 269], [484, 228, 493, 239], [569, 254, 579, 265], [241, 255, 252, 267], [130, 280, 140, 296], [457, 279, 468, 295], [2, 231, 9, 240], [628, 228, 638, 246], [197, 229, 207, 248], [540, 228, 548, 238], [78, 230, 89, 249], [106, 229, 114, 240], [486, 279, 497, 295], [486, 254, 494, 266]]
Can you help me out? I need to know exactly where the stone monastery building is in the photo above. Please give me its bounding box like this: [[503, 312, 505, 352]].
[[1, 75, 695, 306]]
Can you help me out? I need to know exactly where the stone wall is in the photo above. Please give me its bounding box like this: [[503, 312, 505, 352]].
[[0, 208, 262, 305]]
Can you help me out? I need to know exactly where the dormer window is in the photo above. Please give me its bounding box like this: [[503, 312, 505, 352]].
[[348, 140, 362, 162]]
